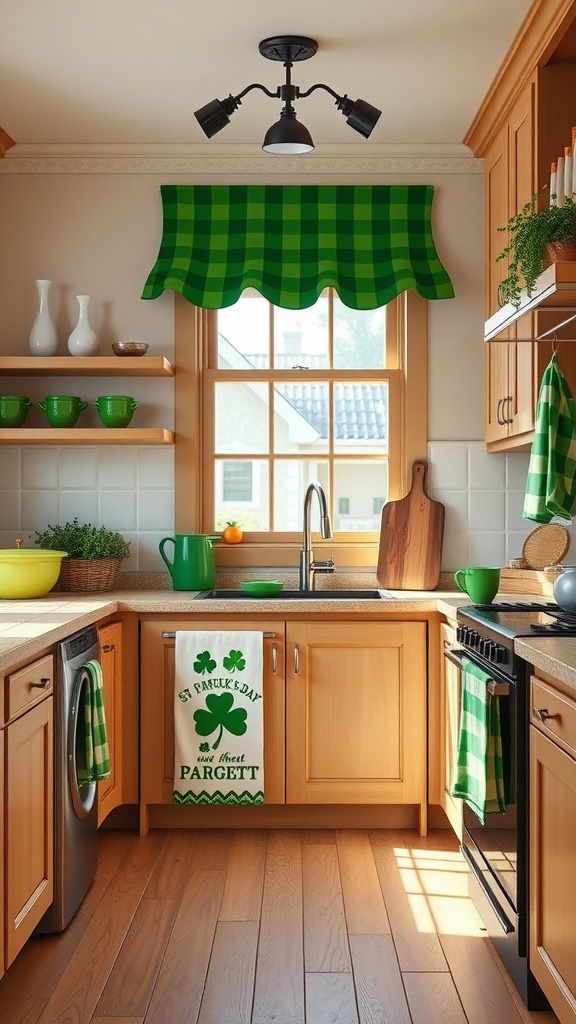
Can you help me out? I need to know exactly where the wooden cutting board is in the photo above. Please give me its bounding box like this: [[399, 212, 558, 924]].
[[376, 460, 445, 590]]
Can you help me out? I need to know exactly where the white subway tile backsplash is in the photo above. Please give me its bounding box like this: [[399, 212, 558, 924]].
[[468, 531, 506, 566], [99, 449, 138, 489], [506, 489, 527, 529], [0, 492, 21, 530], [59, 490, 99, 524], [137, 448, 174, 489], [20, 489, 59, 533], [98, 491, 137, 531], [469, 446, 506, 490], [442, 491, 469, 532], [60, 448, 99, 489], [427, 444, 468, 489], [468, 489, 506, 531], [137, 489, 174, 531], [22, 448, 59, 489], [506, 453, 530, 490], [0, 449, 21, 489], [441, 532, 469, 572], [138, 532, 169, 571]]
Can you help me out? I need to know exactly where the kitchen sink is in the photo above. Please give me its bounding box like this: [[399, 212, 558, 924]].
[[196, 588, 384, 600]]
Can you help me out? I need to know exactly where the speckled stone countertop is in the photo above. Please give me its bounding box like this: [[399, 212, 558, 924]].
[[515, 636, 576, 691], [0, 587, 468, 672]]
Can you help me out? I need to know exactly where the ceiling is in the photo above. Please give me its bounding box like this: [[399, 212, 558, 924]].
[[0, 0, 533, 151]]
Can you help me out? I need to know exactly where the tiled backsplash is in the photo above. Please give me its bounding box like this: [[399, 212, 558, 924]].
[[428, 441, 576, 569], [1, 441, 574, 573]]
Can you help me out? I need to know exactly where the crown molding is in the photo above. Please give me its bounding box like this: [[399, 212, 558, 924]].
[[0, 143, 482, 175]]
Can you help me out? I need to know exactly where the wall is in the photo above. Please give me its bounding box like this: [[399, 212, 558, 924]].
[[0, 147, 555, 572]]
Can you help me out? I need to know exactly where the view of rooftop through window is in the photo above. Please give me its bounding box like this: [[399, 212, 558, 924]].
[[211, 290, 391, 535]]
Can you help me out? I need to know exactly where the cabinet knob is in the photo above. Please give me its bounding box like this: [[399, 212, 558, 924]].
[[533, 706, 560, 723], [102, 644, 115, 652], [31, 677, 51, 689]]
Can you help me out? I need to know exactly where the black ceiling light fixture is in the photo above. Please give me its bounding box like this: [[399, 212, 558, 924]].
[[194, 35, 382, 155]]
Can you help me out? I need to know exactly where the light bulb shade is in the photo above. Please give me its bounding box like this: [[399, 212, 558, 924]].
[[262, 111, 315, 154], [344, 98, 381, 139], [194, 98, 232, 139]]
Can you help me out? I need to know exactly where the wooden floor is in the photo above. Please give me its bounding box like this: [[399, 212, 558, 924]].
[[0, 828, 559, 1024]]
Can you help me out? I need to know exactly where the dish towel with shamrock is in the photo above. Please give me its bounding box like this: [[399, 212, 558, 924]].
[[78, 660, 111, 784], [451, 656, 506, 824], [173, 631, 264, 805], [523, 351, 576, 522]]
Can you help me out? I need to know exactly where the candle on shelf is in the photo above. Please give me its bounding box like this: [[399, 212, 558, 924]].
[[557, 153, 565, 206], [564, 146, 573, 202], [550, 160, 558, 204], [571, 127, 576, 197]]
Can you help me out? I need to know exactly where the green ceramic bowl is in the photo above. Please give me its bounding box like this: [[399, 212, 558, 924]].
[[240, 580, 284, 597]]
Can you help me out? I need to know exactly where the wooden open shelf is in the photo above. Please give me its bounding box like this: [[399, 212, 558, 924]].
[[0, 356, 175, 376], [0, 428, 174, 445], [485, 262, 576, 340]]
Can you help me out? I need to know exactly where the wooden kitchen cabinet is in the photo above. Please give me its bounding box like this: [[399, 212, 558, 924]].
[[438, 622, 463, 840], [285, 620, 427, 831], [97, 620, 123, 824], [4, 654, 54, 968], [529, 669, 576, 1024], [0, 726, 4, 980], [140, 618, 286, 815]]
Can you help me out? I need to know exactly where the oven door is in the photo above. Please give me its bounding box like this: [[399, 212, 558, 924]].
[[444, 647, 517, 923]]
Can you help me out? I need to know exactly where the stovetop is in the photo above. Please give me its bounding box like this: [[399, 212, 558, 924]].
[[458, 601, 576, 640]]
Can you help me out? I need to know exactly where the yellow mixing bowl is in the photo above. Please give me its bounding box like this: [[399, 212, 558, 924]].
[[0, 549, 68, 599]]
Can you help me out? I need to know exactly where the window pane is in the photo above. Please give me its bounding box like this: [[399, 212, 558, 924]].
[[333, 293, 386, 369], [273, 460, 330, 531], [215, 382, 268, 454], [333, 382, 388, 454], [273, 382, 329, 454], [333, 461, 388, 531], [215, 459, 269, 530], [217, 293, 270, 369], [273, 299, 329, 369]]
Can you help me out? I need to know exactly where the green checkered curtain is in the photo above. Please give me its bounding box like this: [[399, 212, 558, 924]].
[[141, 184, 454, 310]]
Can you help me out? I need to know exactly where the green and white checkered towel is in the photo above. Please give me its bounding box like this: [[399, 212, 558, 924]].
[[451, 657, 506, 824], [523, 352, 576, 522], [78, 659, 111, 783]]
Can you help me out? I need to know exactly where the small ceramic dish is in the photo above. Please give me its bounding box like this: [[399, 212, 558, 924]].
[[111, 342, 149, 357], [240, 579, 284, 597]]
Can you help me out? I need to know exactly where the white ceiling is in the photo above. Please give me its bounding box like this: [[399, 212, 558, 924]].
[[0, 0, 533, 150]]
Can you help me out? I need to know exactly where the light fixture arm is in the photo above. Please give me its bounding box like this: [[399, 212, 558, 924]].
[[299, 83, 355, 118]]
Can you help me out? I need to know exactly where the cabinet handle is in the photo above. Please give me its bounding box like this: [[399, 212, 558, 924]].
[[294, 644, 300, 675], [533, 707, 560, 723], [504, 395, 513, 424], [496, 398, 504, 425], [161, 630, 277, 639], [31, 677, 51, 689], [272, 643, 277, 675], [102, 644, 115, 652]]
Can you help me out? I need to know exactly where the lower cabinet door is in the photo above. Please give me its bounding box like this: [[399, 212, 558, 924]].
[[97, 621, 123, 824], [530, 725, 576, 1023], [285, 621, 427, 804], [5, 697, 54, 966], [440, 622, 463, 840]]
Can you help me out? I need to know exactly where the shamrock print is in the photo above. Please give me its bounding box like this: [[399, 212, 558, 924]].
[[193, 692, 248, 750], [223, 649, 246, 672], [193, 650, 217, 675]]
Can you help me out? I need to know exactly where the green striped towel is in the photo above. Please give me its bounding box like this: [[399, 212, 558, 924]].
[[523, 352, 576, 522], [451, 657, 506, 824], [78, 659, 111, 783]]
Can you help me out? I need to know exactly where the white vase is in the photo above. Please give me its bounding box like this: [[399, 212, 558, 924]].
[[67, 294, 99, 356], [28, 279, 58, 356]]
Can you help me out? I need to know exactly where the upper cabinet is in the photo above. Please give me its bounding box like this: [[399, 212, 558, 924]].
[[466, 2, 576, 451]]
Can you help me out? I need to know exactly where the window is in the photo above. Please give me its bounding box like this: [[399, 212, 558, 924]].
[[174, 288, 427, 568]]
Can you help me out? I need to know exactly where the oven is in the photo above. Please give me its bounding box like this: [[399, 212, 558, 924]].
[[445, 601, 562, 1010]]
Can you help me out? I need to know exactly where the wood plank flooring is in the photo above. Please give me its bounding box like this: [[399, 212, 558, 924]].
[[0, 828, 559, 1024]]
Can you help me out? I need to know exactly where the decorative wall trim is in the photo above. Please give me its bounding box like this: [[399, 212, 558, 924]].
[[0, 144, 482, 176]]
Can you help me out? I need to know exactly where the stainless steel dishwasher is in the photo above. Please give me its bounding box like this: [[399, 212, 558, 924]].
[[37, 624, 100, 933]]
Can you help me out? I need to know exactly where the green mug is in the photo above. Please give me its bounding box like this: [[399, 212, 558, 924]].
[[0, 395, 32, 427], [454, 566, 501, 605], [95, 395, 140, 428], [39, 395, 88, 427]]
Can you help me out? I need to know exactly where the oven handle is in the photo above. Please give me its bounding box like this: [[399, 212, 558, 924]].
[[460, 844, 514, 934], [444, 648, 510, 695]]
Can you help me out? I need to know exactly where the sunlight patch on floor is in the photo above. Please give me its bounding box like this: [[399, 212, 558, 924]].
[[393, 845, 486, 938]]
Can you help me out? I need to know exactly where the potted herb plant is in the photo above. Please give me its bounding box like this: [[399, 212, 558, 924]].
[[497, 193, 576, 308], [33, 517, 130, 592]]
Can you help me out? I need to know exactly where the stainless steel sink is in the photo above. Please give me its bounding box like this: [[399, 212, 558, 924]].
[[196, 588, 384, 600]]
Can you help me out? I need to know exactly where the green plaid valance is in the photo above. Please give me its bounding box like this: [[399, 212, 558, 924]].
[[142, 184, 454, 310]]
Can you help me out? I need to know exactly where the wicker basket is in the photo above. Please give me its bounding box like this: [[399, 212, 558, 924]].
[[58, 557, 121, 592]]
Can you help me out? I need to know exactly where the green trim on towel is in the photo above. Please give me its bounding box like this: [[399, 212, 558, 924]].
[[451, 657, 506, 824], [173, 789, 264, 805]]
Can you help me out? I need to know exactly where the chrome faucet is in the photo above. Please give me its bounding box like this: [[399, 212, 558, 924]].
[[299, 482, 335, 591]]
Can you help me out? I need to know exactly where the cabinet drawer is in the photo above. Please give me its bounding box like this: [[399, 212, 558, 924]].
[[531, 675, 576, 756], [7, 654, 53, 721]]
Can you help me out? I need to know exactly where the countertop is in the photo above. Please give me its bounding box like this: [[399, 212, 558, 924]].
[[515, 635, 576, 691], [0, 588, 466, 672]]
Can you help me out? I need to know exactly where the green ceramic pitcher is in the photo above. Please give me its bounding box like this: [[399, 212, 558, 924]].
[[159, 534, 220, 591]]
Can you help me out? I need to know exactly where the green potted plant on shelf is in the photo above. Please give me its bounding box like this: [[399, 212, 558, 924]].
[[33, 517, 130, 592], [496, 193, 576, 308]]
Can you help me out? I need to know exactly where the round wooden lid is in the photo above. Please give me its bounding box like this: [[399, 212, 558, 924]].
[[522, 524, 570, 569]]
